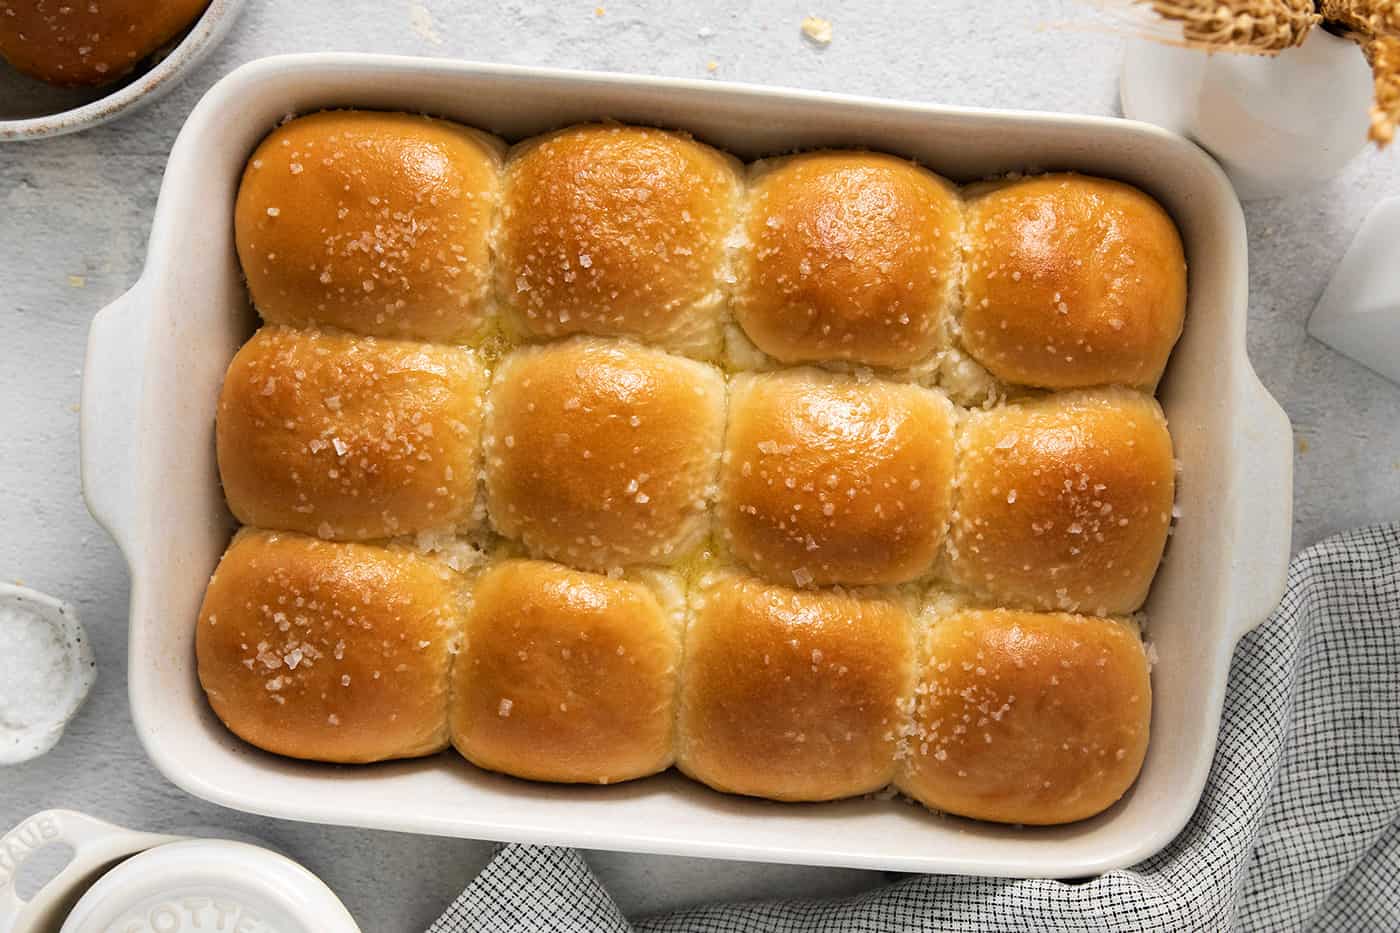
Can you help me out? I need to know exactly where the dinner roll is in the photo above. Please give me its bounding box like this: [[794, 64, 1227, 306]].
[[719, 370, 956, 586], [235, 111, 504, 342], [897, 608, 1151, 825], [676, 572, 915, 801], [948, 388, 1175, 615], [217, 326, 486, 541], [0, 0, 207, 86], [734, 151, 961, 368], [496, 124, 743, 359], [450, 559, 681, 784], [960, 174, 1186, 390], [483, 337, 726, 570], [196, 529, 463, 764]]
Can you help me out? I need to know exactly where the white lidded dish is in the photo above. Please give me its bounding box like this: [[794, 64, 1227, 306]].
[[79, 54, 1293, 878], [0, 809, 359, 933]]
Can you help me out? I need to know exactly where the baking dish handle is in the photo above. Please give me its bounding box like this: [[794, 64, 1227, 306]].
[[1227, 370, 1294, 639], [0, 809, 184, 932], [80, 283, 148, 563]]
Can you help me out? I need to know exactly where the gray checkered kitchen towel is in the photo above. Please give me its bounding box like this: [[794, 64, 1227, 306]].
[[428, 523, 1400, 933]]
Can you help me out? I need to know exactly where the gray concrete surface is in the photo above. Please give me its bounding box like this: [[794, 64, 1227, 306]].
[[1, 1, 1396, 929]]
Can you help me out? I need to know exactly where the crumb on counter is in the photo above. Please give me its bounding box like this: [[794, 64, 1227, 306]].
[[801, 15, 833, 46]]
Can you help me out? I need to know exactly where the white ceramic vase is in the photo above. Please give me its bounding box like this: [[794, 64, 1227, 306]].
[[1121, 28, 1374, 200]]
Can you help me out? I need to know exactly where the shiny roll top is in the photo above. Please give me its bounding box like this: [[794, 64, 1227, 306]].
[[496, 124, 744, 360], [216, 326, 486, 542], [235, 111, 504, 343], [482, 337, 726, 571], [451, 559, 683, 785], [719, 369, 956, 587], [960, 174, 1187, 391], [897, 608, 1152, 825], [735, 151, 962, 368], [948, 388, 1175, 616], [205, 110, 1188, 826], [196, 529, 460, 764], [676, 572, 915, 802]]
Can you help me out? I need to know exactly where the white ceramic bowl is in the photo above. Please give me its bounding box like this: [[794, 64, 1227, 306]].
[[0, 0, 244, 142], [0, 584, 95, 765], [79, 53, 1293, 878]]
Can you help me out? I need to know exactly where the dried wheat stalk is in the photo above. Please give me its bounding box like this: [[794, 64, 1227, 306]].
[[1366, 35, 1400, 144], [1319, 0, 1400, 41], [1143, 0, 1320, 53]]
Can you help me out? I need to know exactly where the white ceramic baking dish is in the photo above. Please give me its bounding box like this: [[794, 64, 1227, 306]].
[[80, 53, 1293, 878]]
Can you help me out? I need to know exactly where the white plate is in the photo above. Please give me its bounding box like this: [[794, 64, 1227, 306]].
[[79, 54, 1293, 878]]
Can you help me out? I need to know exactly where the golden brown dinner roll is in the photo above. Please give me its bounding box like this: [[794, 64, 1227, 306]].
[[196, 529, 463, 764], [0, 0, 208, 86], [947, 388, 1175, 615], [217, 326, 486, 541], [676, 572, 915, 801], [450, 559, 682, 784], [719, 370, 956, 586], [483, 337, 726, 570], [734, 151, 961, 368], [960, 173, 1186, 390], [495, 124, 743, 359], [235, 110, 504, 343], [897, 607, 1151, 825]]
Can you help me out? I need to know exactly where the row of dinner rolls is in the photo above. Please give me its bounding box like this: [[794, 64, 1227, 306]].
[[197, 529, 1152, 826], [217, 327, 1176, 616], [233, 111, 1187, 392]]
